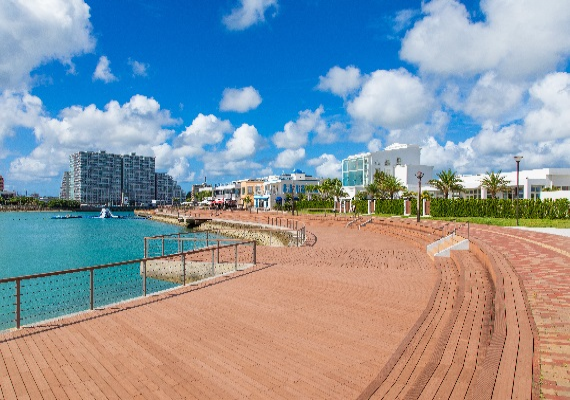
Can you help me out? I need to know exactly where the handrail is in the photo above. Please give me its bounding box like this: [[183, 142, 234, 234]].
[[0, 237, 257, 331]]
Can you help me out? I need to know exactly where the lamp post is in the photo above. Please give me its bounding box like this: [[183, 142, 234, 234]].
[[416, 171, 424, 223], [514, 155, 523, 226]]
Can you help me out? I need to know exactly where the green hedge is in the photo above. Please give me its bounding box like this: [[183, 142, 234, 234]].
[[375, 199, 406, 215], [429, 198, 570, 219]]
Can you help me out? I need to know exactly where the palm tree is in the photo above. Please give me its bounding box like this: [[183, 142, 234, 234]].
[[304, 184, 319, 200], [480, 170, 510, 199], [381, 174, 405, 199], [429, 169, 464, 199], [243, 195, 252, 209], [364, 182, 382, 200]]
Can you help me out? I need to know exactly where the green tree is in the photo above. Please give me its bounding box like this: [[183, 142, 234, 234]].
[[364, 182, 382, 199], [304, 184, 320, 200], [428, 169, 464, 199], [480, 170, 510, 199], [319, 178, 347, 201], [195, 190, 212, 202], [243, 195, 252, 209]]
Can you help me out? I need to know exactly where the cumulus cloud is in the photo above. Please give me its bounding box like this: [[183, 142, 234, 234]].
[[223, 0, 278, 31], [129, 59, 149, 77], [174, 113, 232, 155], [274, 148, 305, 169], [523, 72, 570, 141], [167, 157, 195, 182], [307, 154, 340, 178], [317, 66, 362, 97], [463, 72, 526, 122], [367, 138, 383, 152], [8, 95, 178, 181], [93, 56, 117, 83], [348, 68, 434, 130], [0, 91, 44, 149], [0, 0, 95, 90], [273, 106, 336, 149], [224, 123, 262, 159], [401, 0, 570, 80], [219, 86, 262, 112], [387, 109, 449, 145]]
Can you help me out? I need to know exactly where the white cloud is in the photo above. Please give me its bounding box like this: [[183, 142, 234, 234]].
[[523, 72, 570, 141], [224, 123, 262, 159], [393, 9, 419, 33], [387, 109, 449, 145], [223, 0, 278, 31], [0, 0, 95, 90], [348, 69, 434, 130], [129, 59, 149, 77], [307, 154, 340, 178], [401, 0, 570, 80], [0, 91, 44, 150], [463, 72, 526, 122], [274, 148, 305, 169], [93, 56, 117, 83], [167, 157, 195, 182], [273, 106, 335, 149], [204, 159, 263, 178], [174, 113, 232, 151], [367, 138, 383, 152], [219, 86, 262, 113], [8, 95, 178, 181], [317, 66, 362, 97]]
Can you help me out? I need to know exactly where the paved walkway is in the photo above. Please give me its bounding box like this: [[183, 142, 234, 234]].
[[469, 224, 570, 399], [1, 210, 569, 399], [0, 216, 437, 399]]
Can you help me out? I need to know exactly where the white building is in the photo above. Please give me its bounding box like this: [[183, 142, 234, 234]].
[[342, 143, 434, 198], [459, 168, 570, 200], [260, 170, 321, 209]]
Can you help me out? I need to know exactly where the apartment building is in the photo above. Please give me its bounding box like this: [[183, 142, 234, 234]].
[[64, 151, 181, 206], [0, 174, 4, 192], [155, 172, 184, 205]]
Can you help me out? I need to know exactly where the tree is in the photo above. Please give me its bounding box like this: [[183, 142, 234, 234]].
[[428, 169, 464, 199], [319, 178, 347, 201], [304, 184, 320, 200], [243, 195, 252, 209], [382, 174, 405, 199], [364, 182, 382, 200], [195, 190, 212, 202], [480, 170, 510, 199]]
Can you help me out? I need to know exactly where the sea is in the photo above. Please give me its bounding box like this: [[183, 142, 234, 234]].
[[0, 211, 214, 331]]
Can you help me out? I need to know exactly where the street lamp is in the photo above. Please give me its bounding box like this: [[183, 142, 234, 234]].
[[514, 155, 523, 226], [416, 171, 424, 223]]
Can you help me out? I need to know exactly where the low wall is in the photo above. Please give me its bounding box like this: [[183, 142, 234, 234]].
[[193, 221, 296, 247]]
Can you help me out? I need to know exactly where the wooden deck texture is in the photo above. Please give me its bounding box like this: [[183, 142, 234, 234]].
[[1, 210, 564, 399]]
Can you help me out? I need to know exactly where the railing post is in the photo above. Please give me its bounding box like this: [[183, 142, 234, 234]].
[[270, 230, 272, 246], [182, 252, 186, 286], [206, 231, 209, 247], [15, 279, 21, 329], [235, 244, 238, 271], [142, 260, 147, 296], [211, 249, 215, 276], [144, 237, 147, 258], [253, 241, 257, 265], [161, 237, 165, 256], [90, 268, 94, 310], [217, 240, 220, 264], [178, 233, 182, 254], [297, 230, 299, 247]]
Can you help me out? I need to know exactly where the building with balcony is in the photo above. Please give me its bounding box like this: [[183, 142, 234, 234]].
[[64, 151, 181, 206], [155, 172, 184, 205]]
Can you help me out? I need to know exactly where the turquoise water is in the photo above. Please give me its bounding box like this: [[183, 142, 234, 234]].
[[0, 211, 217, 330]]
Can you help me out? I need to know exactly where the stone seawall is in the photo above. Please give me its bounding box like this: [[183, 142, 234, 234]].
[[193, 221, 297, 247]]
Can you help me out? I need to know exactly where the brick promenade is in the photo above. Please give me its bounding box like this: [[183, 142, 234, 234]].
[[1, 210, 568, 399]]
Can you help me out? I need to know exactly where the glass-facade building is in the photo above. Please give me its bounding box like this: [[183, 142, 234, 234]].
[[342, 155, 369, 187]]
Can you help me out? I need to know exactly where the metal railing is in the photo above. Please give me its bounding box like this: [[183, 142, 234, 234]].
[[0, 235, 256, 331]]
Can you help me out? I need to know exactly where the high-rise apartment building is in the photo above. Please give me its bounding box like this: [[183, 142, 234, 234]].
[[68, 151, 123, 205], [121, 153, 155, 205], [155, 172, 184, 205], [63, 151, 181, 206]]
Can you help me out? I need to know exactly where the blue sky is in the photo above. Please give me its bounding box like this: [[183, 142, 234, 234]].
[[1, 0, 569, 196]]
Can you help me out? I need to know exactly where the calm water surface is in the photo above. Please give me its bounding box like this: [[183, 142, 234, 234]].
[[0, 211, 184, 278], [0, 211, 215, 330]]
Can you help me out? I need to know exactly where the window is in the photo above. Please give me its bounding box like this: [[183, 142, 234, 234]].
[[396, 157, 402, 165], [384, 160, 391, 166]]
